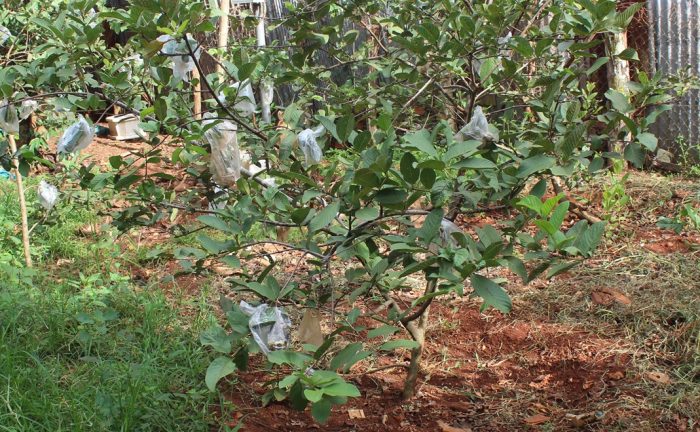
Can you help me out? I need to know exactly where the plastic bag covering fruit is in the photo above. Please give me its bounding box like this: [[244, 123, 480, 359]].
[[239, 301, 291, 354], [455, 106, 498, 142], [19, 100, 38, 120], [0, 100, 19, 134], [260, 79, 274, 123], [219, 81, 256, 117], [298, 126, 324, 167], [38, 180, 59, 211], [439, 219, 462, 246], [203, 116, 241, 187], [0, 26, 10, 45], [57, 115, 94, 154], [157, 34, 201, 82]]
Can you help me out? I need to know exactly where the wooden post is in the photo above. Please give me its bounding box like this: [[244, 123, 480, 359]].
[[217, 0, 231, 80], [257, 2, 273, 124], [193, 68, 202, 120], [7, 134, 32, 267]]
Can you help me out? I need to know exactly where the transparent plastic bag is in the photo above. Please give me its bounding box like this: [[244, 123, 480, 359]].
[[440, 219, 462, 246], [455, 106, 498, 142], [57, 115, 94, 154], [298, 126, 324, 167], [208, 186, 229, 211], [19, 100, 38, 120], [203, 116, 241, 187], [0, 26, 10, 45], [239, 301, 291, 354], [219, 81, 256, 117], [38, 180, 59, 211], [0, 100, 19, 134], [157, 34, 201, 82]]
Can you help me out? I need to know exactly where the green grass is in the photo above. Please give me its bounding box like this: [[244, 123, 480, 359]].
[[0, 178, 228, 431], [0, 269, 221, 431]]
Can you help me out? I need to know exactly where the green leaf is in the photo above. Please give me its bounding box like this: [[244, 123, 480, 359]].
[[453, 158, 497, 170], [605, 89, 632, 113], [198, 234, 233, 254], [375, 188, 408, 206], [154, 97, 167, 120], [321, 382, 361, 398], [550, 201, 570, 229], [310, 398, 332, 424], [198, 215, 232, 232], [355, 207, 379, 222], [200, 325, 232, 353], [330, 342, 371, 371], [403, 129, 437, 156], [205, 357, 236, 391], [575, 221, 606, 256], [637, 132, 658, 151], [420, 169, 436, 188], [586, 57, 609, 75], [417, 208, 443, 242], [336, 114, 355, 143], [623, 142, 644, 168], [367, 325, 401, 338], [309, 202, 340, 232], [517, 195, 543, 215], [517, 155, 554, 178], [267, 350, 312, 367], [400, 152, 419, 184], [379, 339, 421, 351], [614, 2, 643, 28], [470, 274, 511, 313], [617, 48, 638, 61]]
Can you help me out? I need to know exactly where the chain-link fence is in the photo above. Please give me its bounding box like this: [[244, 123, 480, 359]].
[[647, 0, 700, 160]]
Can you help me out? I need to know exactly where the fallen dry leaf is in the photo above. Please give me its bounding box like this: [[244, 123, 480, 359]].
[[523, 414, 550, 425], [591, 287, 631, 306], [608, 371, 625, 380], [437, 420, 472, 432], [646, 371, 671, 384], [348, 409, 365, 419]]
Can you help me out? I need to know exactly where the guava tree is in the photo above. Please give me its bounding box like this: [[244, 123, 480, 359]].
[[1, 0, 687, 424]]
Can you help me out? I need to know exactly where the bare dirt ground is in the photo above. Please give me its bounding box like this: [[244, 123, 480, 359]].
[[78, 137, 699, 432]]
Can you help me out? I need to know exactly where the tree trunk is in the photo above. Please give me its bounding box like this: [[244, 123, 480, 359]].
[[607, 31, 631, 155], [7, 134, 32, 267], [402, 302, 430, 400]]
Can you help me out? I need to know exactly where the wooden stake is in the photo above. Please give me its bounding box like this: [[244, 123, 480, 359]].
[[7, 134, 32, 267], [216, 0, 231, 80], [193, 68, 202, 120]]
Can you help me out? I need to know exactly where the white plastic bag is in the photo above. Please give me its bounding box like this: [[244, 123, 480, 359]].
[[260, 79, 274, 124], [239, 301, 291, 354], [157, 34, 201, 82], [298, 126, 324, 167], [38, 180, 59, 211], [219, 81, 256, 117], [0, 26, 10, 45], [57, 115, 94, 154], [19, 100, 38, 120], [0, 100, 19, 134], [455, 106, 497, 142], [203, 116, 241, 187]]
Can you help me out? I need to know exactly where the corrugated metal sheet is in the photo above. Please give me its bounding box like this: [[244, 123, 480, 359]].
[[648, 0, 700, 157]]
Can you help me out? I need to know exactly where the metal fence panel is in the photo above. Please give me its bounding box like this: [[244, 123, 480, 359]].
[[648, 0, 700, 158]]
